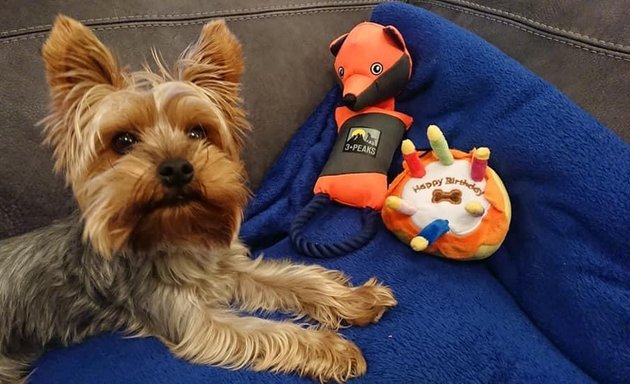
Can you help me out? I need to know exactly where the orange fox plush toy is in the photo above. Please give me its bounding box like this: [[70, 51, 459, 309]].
[[291, 22, 413, 258], [313, 22, 413, 210]]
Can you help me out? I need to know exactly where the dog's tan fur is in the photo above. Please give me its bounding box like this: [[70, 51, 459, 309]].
[[0, 16, 396, 383]]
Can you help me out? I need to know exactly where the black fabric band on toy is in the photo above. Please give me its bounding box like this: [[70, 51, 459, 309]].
[[351, 55, 411, 111], [290, 194, 380, 258], [319, 113, 406, 176]]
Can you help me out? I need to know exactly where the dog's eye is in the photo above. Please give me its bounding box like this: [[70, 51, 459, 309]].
[[337, 66, 344, 78], [112, 132, 138, 154], [187, 125, 207, 140], [370, 62, 383, 75]]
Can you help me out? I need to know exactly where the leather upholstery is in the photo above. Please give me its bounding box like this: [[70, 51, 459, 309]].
[[412, 0, 630, 141], [1, 0, 628, 239]]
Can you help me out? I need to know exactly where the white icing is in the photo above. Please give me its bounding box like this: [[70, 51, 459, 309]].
[[401, 159, 489, 235]]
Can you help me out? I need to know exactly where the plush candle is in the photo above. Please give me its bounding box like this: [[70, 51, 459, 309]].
[[401, 139, 426, 177], [471, 147, 490, 181], [427, 124, 453, 165], [385, 196, 418, 216]]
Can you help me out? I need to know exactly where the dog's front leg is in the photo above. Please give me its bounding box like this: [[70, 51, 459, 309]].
[[147, 286, 366, 383], [225, 254, 397, 329], [0, 353, 37, 384]]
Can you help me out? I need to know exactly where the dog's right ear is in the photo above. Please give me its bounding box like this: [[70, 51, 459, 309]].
[[41, 15, 125, 181], [42, 15, 124, 111], [329, 33, 349, 56]]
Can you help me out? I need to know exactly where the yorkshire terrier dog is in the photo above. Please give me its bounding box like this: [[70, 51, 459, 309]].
[[0, 16, 396, 384]]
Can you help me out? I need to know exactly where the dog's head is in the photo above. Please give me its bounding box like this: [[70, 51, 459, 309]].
[[41, 16, 250, 257], [330, 22, 412, 111]]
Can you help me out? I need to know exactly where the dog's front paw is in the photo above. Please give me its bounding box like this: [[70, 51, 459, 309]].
[[302, 276, 396, 330], [344, 278, 397, 327], [304, 331, 366, 383]]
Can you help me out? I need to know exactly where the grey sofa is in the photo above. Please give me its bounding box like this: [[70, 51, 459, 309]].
[[1, 0, 629, 382], [1, 0, 628, 246]]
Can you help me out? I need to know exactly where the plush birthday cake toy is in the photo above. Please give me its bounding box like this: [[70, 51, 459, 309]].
[[381, 125, 511, 260]]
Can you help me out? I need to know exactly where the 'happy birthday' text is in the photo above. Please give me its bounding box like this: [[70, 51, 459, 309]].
[[412, 177, 483, 196]]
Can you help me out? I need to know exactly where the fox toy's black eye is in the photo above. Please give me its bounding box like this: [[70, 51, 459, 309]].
[[370, 62, 383, 75], [112, 132, 138, 154], [338, 66, 344, 78], [187, 124, 207, 140]]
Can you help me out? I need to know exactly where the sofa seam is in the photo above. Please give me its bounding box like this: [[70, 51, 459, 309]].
[[416, 0, 630, 62], [441, 0, 630, 51], [0, 7, 376, 44], [0, 0, 391, 36]]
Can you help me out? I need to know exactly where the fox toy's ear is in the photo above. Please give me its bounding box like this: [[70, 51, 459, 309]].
[[383, 26, 406, 51], [329, 33, 349, 56]]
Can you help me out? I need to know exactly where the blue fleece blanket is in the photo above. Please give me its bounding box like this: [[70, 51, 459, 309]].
[[33, 3, 629, 383]]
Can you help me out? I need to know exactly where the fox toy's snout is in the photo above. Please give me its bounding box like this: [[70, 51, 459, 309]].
[[330, 22, 412, 111], [340, 75, 373, 109]]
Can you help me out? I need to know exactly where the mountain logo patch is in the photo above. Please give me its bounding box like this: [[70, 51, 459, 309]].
[[343, 127, 381, 157]]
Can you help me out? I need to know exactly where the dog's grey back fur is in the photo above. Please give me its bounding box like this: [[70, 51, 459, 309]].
[[0, 213, 160, 382]]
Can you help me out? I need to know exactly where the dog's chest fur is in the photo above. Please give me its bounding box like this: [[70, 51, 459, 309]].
[[0, 213, 236, 356]]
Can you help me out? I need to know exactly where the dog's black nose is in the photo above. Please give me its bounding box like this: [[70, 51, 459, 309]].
[[158, 159, 194, 188], [342, 93, 357, 108]]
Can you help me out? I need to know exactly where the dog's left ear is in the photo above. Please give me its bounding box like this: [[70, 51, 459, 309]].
[[177, 20, 244, 85]]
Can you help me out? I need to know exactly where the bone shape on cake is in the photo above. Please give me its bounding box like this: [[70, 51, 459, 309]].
[[431, 188, 462, 204]]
